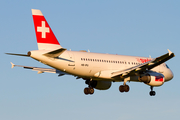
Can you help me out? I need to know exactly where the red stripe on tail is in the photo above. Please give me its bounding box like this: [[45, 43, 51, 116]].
[[32, 15, 60, 45]]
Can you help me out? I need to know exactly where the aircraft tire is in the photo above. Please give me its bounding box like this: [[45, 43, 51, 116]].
[[149, 91, 156, 96], [89, 87, 94, 95], [84, 87, 89, 95], [124, 85, 130, 92], [119, 85, 125, 92]]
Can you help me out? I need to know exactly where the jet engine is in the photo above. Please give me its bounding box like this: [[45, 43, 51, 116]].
[[85, 80, 112, 90], [139, 72, 165, 86]]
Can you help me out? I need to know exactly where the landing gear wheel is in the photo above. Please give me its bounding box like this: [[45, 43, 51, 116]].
[[119, 85, 130, 93], [119, 85, 125, 92], [149, 86, 156, 96], [84, 87, 94, 95], [149, 91, 156, 96], [124, 85, 130, 92], [84, 87, 89, 95], [89, 87, 94, 95]]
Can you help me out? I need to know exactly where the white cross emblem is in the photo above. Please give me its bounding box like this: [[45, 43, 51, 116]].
[[37, 21, 50, 38]]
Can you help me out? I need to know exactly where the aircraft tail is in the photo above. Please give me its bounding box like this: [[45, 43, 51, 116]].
[[32, 9, 62, 50]]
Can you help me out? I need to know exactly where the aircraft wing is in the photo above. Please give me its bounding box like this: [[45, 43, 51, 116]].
[[10, 62, 68, 76], [111, 49, 175, 78]]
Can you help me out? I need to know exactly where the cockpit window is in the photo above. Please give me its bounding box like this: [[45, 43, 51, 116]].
[[166, 64, 170, 69]]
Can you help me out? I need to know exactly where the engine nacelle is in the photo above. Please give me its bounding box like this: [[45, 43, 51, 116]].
[[139, 72, 165, 87], [86, 80, 112, 90], [95, 81, 112, 90]]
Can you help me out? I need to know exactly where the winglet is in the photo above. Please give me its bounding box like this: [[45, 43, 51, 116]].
[[10, 62, 15, 68], [43, 48, 67, 57], [167, 49, 173, 56]]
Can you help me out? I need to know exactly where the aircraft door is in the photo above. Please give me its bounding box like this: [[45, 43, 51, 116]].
[[68, 51, 75, 68]]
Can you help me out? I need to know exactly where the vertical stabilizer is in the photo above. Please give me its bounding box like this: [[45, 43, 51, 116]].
[[32, 9, 62, 50]]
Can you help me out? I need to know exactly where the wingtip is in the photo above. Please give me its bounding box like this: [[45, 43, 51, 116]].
[[167, 49, 173, 56], [10, 62, 15, 68]]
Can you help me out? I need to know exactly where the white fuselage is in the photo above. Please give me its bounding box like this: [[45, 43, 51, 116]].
[[29, 50, 174, 83], [7, 9, 174, 96]]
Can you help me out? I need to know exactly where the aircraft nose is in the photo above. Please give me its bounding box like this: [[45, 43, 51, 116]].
[[165, 69, 174, 81], [170, 69, 174, 79]]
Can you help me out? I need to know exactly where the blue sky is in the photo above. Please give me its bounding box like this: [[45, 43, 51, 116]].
[[0, 0, 179, 120]]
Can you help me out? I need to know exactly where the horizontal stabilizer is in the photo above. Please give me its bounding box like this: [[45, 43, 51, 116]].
[[9, 62, 69, 75], [6, 53, 30, 57], [43, 48, 67, 57]]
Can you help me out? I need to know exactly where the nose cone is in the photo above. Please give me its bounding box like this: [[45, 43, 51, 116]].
[[165, 69, 174, 81]]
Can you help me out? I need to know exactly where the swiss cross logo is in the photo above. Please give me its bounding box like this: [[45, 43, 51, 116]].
[[37, 21, 50, 38]]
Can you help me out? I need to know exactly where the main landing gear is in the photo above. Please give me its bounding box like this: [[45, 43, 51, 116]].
[[84, 87, 94, 95], [119, 77, 130, 93], [119, 85, 130, 92], [149, 86, 156, 96], [84, 79, 95, 95]]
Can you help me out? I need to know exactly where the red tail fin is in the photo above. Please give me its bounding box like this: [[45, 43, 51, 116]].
[[32, 9, 62, 50]]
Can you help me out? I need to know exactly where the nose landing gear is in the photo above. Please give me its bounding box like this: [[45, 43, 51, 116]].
[[149, 86, 156, 96]]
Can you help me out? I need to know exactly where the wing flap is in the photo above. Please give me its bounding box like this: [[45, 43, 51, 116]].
[[111, 60, 153, 77]]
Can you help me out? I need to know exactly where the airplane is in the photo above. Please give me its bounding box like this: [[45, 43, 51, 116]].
[[6, 9, 175, 96]]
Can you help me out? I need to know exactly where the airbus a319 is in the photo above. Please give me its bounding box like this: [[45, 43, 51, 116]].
[[6, 9, 175, 96]]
